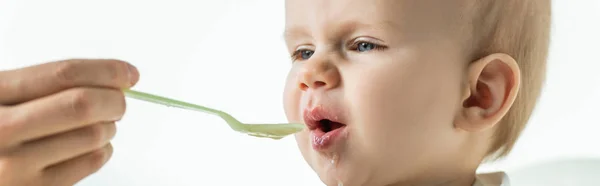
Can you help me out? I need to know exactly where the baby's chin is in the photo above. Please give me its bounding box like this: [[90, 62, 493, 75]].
[[295, 130, 371, 185], [301, 148, 370, 186], [312, 157, 370, 186]]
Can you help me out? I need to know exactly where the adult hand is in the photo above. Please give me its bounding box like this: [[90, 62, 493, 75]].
[[0, 59, 139, 186]]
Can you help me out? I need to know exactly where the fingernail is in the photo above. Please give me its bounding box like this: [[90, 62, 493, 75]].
[[127, 64, 139, 86]]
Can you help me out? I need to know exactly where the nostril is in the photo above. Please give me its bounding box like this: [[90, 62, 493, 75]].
[[299, 81, 327, 91], [314, 81, 326, 87], [299, 83, 309, 90]]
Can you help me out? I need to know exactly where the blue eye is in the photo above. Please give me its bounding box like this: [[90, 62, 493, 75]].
[[357, 42, 376, 52], [300, 50, 314, 59], [292, 49, 314, 61], [351, 41, 386, 52]]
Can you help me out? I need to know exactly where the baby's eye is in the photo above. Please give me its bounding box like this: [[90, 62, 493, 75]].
[[292, 49, 315, 61], [350, 41, 386, 52], [358, 42, 376, 52]]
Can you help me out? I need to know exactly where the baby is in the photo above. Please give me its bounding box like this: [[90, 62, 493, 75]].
[[281, 0, 551, 186], [0, 0, 551, 185]]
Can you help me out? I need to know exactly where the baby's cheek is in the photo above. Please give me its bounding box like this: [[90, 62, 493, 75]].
[[346, 63, 446, 154], [283, 92, 300, 122], [283, 73, 302, 122]]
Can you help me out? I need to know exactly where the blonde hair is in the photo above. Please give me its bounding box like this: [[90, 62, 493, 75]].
[[466, 0, 552, 159]]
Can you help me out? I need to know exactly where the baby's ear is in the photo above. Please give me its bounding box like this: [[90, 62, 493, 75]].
[[454, 53, 521, 132]]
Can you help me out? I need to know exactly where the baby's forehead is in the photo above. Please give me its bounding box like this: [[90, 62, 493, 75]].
[[284, 0, 467, 37]]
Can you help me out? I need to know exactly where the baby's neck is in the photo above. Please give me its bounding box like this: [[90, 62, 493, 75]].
[[387, 172, 477, 186]]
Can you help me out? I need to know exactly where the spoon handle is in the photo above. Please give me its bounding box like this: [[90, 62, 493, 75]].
[[123, 89, 224, 116]]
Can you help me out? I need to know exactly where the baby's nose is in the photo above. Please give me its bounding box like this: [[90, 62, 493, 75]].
[[297, 59, 341, 91]]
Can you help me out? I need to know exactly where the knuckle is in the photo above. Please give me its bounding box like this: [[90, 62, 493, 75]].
[[81, 125, 107, 147], [88, 148, 110, 172], [69, 89, 96, 120], [54, 60, 83, 87]]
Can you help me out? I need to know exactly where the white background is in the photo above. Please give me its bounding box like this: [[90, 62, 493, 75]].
[[0, 0, 599, 185]]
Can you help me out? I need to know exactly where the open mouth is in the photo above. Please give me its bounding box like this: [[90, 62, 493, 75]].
[[303, 106, 348, 133], [318, 119, 346, 133], [303, 106, 349, 150]]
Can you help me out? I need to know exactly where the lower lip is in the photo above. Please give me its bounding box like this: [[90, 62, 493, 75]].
[[310, 126, 347, 151]]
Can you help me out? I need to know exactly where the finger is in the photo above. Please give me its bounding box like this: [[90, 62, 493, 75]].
[[0, 106, 20, 149], [2, 88, 125, 144], [43, 143, 113, 186], [17, 122, 115, 169], [0, 59, 139, 105]]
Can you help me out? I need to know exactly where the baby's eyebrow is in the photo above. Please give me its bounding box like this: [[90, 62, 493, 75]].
[[283, 20, 400, 41], [338, 21, 401, 33], [282, 27, 308, 42]]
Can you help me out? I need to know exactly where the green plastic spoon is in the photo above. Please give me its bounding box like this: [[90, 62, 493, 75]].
[[123, 89, 305, 140]]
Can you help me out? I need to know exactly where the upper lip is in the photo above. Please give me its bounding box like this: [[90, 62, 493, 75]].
[[302, 105, 345, 130]]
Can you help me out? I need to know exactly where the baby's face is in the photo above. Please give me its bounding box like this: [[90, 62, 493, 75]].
[[283, 0, 474, 185]]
